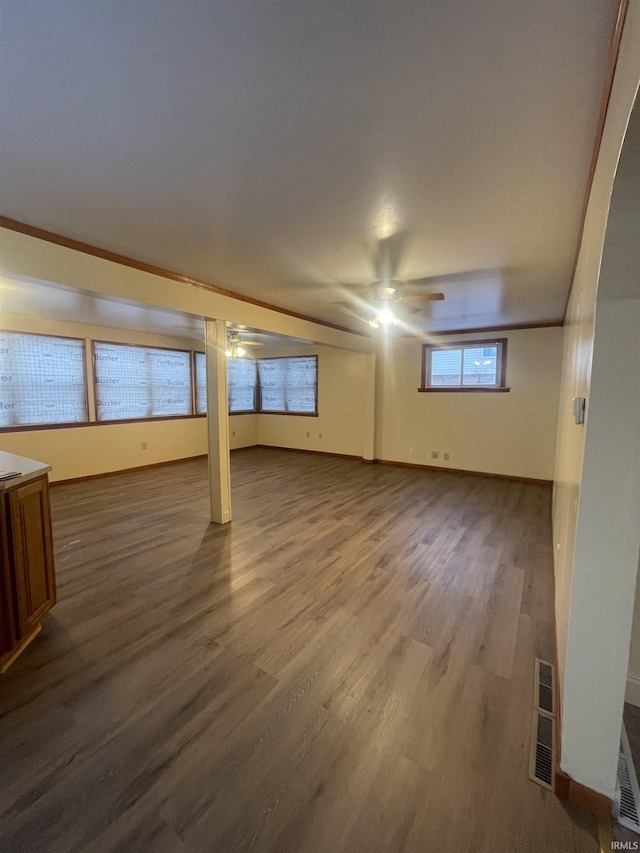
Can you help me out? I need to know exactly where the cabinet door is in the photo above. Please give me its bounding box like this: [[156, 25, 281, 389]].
[[8, 477, 56, 638], [0, 503, 17, 655]]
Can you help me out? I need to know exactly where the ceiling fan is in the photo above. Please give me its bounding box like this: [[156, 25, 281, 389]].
[[225, 330, 264, 358], [332, 234, 445, 329], [334, 281, 444, 328]]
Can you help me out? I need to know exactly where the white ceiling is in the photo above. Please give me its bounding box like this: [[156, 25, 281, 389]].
[[0, 1, 620, 333], [0, 277, 311, 348]]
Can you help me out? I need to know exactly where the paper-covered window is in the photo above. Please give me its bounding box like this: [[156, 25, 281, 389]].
[[228, 358, 258, 413], [0, 331, 88, 427], [93, 342, 192, 421], [194, 352, 207, 415], [257, 356, 317, 414]]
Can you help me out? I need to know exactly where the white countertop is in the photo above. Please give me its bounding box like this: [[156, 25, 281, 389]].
[[0, 451, 52, 491]]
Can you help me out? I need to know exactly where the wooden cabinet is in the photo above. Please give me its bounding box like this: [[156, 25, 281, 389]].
[[0, 474, 56, 673]]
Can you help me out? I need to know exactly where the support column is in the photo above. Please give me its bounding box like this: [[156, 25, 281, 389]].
[[362, 353, 376, 461], [205, 318, 231, 524]]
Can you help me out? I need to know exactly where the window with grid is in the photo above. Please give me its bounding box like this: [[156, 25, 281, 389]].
[[0, 331, 88, 428], [422, 340, 507, 390], [228, 358, 258, 413], [194, 352, 207, 415], [93, 342, 192, 421], [194, 354, 258, 415], [257, 356, 318, 414]]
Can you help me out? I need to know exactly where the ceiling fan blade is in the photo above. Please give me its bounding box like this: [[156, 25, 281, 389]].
[[405, 267, 514, 289], [240, 341, 264, 346], [399, 292, 445, 303]]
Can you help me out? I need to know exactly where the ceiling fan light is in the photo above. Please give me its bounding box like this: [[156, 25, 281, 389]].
[[225, 348, 232, 357], [236, 346, 246, 357], [368, 318, 380, 328], [377, 307, 395, 326]]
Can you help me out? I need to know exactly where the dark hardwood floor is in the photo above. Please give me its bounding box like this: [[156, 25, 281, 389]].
[[0, 448, 598, 852]]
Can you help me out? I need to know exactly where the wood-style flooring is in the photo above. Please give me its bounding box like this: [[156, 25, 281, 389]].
[[0, 448, 598, 852]]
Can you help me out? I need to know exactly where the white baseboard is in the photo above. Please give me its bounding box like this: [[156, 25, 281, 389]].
[[626, 675, 640, 707]]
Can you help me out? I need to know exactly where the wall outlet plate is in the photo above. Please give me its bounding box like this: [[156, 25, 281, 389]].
[[444, 453, 450, 461], [431, 451, 439, 459], [573, 397, 586, 425]]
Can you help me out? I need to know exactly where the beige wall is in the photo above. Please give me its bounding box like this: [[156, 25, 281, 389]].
[[377, 327, 562, 481], [0, 312, 212, 481], [1, 418, 208, 483], [552, 0, 640, 797], [255, 346, 368, 458], [230, 414, 258, 451]]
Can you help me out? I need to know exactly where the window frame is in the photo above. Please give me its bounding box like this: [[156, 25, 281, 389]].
[[257, 355, 319, 416], [0, 329, 90, 432], [419, 338, 510, 393], [92, 339, 195, 424]]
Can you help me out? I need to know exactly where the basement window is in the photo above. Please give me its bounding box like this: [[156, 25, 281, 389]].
[[93, 341, 193, 420], [195, 354, 317, 416], [420, 339, 509, 392], [227, 357, 259, 414], [194, 352, 259, 415], [194, 352, 207, 415], [0, 330, 89, 428], [257, 356, 318, 415]]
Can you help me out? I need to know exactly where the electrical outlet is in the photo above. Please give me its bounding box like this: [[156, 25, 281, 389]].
[[409, 448, 414, 455], [431, 451, 439, 459], [444, 452, 450, 461], [306, 431, 310, 438], [232, 430, 236, 437], [142, 442, 147, 450], [319, 432, 322, 439]]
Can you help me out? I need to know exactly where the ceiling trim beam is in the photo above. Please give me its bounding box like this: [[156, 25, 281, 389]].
[[424, 320, 563, 337], [0, 215, 365, 338]]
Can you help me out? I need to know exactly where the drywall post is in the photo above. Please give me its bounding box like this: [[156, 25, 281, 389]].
[[205, 318, 232, 524], [363, 353, 376, 461]]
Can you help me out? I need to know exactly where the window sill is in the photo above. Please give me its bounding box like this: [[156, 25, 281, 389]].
[[0, 414, 204, 433], [417, 387, 510, 393], [259, 411, 319, 417], [229, 411, 319, 416]]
